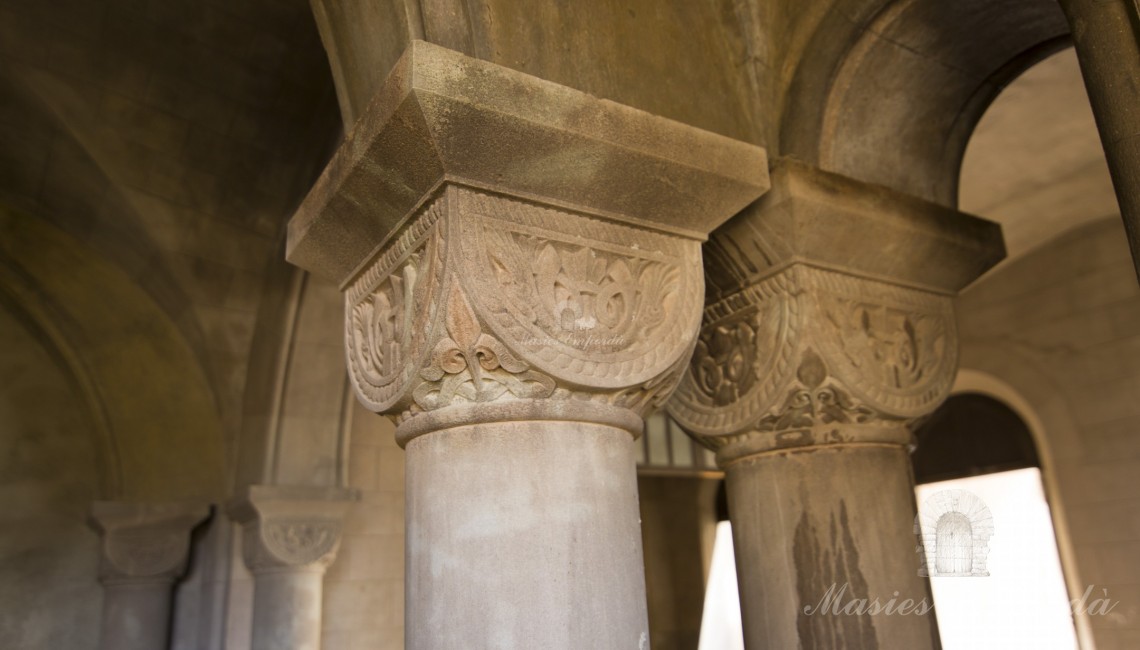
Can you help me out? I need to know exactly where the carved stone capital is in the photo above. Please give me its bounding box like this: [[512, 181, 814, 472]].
[[286, 41, 769, 440], [670, 265, 958, 462], [228, 485, 357, 574], [668, 161, 1005, 465], [344, 186, 710, 441], [88, 501, 210, 585]]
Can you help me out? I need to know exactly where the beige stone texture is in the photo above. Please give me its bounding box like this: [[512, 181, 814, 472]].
[[286, 38, 768, 650], [667, 160, 1003, 648], [321, 401, 405, 650], [1, 1, 1139, 649], [288, 39, 768, 283]]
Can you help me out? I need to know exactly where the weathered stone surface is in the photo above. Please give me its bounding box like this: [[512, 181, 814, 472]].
[[228, 485, 357, 573], [703, 159, 1006, 304], [666, 162, 1003, 649], [309, 0, 766, 144], [405, 420, 649, 650], [780, 0, 1070, 206], [287, 40, 769, 284], [343, 184, 705, 435]]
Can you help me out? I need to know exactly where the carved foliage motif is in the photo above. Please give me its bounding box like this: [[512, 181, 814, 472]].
[[345, 185, 705, 422], [487, 233, 677, 353], [102, 528, 189, 581], [246, 520, 343, 571], [412, 280, 556, 410], [457, 188, 702, 387], [346, 196, 444, 411], [668, 271, 798, 434], [668, 266, 956, 440], [691, 296, 788, 406], [812, 270, 956, 417]]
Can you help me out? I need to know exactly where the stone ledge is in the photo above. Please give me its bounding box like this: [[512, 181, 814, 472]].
[[288, 40, 769, 284], [705, 159, 1007, 298]]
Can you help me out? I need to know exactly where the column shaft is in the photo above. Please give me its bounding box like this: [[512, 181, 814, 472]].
[[99, 582, 174, 650], [1060, 0, 1140, 280], [405, 420, 649, 650], [250, 568, 326, 650], [666, 161, 1005, 650], [229, 485, 356, 650], [725, 435, 938, 649], [88, 501, 209, 650]]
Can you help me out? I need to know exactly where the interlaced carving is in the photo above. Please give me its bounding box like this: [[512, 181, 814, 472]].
[[412, 280, 556, 410], [755, 349, 885, 432], [346, 195, 444, 411], [669, 266, 956, 451]]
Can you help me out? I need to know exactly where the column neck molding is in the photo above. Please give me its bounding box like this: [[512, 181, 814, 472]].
[[88, 501, 210, 586], [228, 485, 358, 574]]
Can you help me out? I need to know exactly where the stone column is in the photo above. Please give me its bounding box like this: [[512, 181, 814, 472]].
[[1058, 0, 1140, 279], [88, 501, 210, 650], [285, 41, 769, 649], [228, 485, 356, 650], [668, 161, 1005, 650]]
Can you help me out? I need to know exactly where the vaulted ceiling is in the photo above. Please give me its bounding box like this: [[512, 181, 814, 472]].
[[960, 48, 1118, 262]]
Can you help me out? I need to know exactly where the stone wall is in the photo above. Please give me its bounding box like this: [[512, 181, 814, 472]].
[[957, 216, 1140, 649], [322, 402, 405, 650], [0, 303, 101, 649]]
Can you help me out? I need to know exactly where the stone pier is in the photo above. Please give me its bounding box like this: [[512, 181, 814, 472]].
[[89, 501, 209, 650], [285, 40, 769, 649], [1059, 0, 1140, 279], [668, 161, 1005, 649], [229, 485, 356, 650]]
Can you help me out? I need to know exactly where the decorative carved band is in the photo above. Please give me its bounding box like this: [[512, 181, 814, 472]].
[[345, 193, 446, 410], [244, 519, 344, 572], [229, 486, 356, 574], [345, 184, 705, 434], [100, 527, 193, 584], [668, 265, 957, 454]]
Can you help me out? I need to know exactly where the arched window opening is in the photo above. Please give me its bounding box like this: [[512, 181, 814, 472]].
[[913, 393, 1077, 649], [935, 512, 975, 576]]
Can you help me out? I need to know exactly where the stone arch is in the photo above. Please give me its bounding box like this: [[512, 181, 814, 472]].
[[234, 257, 354, 490], [952, 351, 1095, 647], [781, 0, 1071, 205], [0, 206, 226, 501]]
